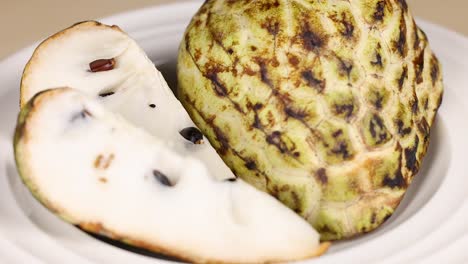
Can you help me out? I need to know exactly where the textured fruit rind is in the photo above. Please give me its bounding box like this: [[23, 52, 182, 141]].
[[178, 0, 444, 240]]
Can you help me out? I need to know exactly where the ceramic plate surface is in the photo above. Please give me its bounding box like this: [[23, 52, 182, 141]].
[[0, 1, 467, 263]]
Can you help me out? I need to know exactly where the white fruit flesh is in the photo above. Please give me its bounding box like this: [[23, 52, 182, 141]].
[[16, 88, 324, 263], [20, 21, 232, 180]]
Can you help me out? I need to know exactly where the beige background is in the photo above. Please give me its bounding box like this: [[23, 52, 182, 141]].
[[0, 0, 466, 60]]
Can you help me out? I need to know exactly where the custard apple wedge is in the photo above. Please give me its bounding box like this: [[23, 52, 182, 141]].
[[178, 0, 444, 240], [20, 20, 232, 180], [15, 87, 329, 263]]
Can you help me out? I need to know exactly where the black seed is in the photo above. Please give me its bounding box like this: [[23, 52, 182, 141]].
[[179, 127, 204, 144], [71, 109, 93, 122], [99, 91, 115, 98], [149, 104, 156, 108], [89, 58, 115, 72], [225, 178, 237, 182], [153, 170, 172, 187]]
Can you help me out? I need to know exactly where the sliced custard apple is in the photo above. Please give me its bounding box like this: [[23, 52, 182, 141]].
[[15, 87, 329, 263], [177, 0, 444, 240], [20, 21, 233, 181]]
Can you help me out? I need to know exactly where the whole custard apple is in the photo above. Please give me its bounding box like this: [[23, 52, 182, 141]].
[[177, 0, 444, 240]]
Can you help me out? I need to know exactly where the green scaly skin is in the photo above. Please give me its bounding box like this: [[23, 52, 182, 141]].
[[177, 0, 443, 240]]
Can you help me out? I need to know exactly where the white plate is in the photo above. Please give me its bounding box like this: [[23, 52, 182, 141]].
[[0, 1, 467, 263]]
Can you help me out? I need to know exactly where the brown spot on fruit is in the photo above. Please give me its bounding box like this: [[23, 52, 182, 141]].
[[430, 55, 440, 85], [337, 57, 354, 78], [414, 50, 425, 84], [394, 14, 408, 57], [341, 20, 354, 39], [371, 52, 383, 68], [373, 1, 386, 21], [99, 178, 108, 183], [335, 103, 355, 119], [369, 114, 390, 144], [266, 131, 289, 153], [398, 66, 408, 90], [301, 70, 325, 92], [382, 170, 406, 189], [94, 154, 115, 170], [396, 120, 412, 136], [331, 141, 353, 160], [290, 191, 302, 213], [262, 19, 280, 36], [259, 61, 274, 88], [285, 106, 308, 120], [253, 113, 263, 129], [245, 160, 257, 170], [397, 0, 408, 11], [362, 112, 392, 147], [332, 130, 343, 138], [207, 73, 228, 96], [316, 168, 328, 184], [288, 55, 300, 66], [405, 136, 419, 173], [214, 126, 230, 155], [89, 58, 115, 72], [300, 22, 326, 53], [370, 212, 377, 224]]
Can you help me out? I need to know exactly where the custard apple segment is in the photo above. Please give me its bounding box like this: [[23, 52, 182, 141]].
[[20, 21, 233, 180], [15, 88, 328, 263]]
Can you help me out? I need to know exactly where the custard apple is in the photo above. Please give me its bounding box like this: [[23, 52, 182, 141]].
[[15, 22, 329, 263], [177, 0, 444, 240]]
